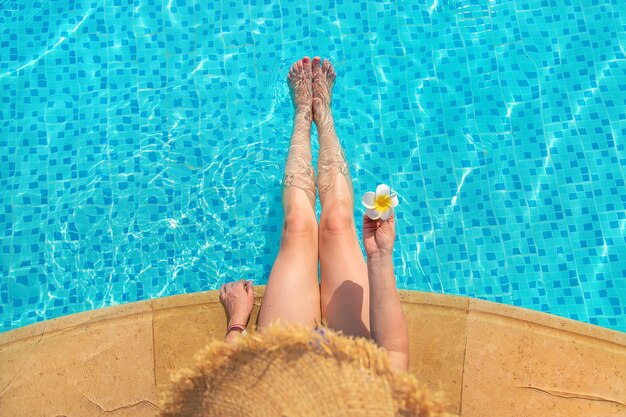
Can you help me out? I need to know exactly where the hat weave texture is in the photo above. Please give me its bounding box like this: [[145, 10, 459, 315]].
[[159, 323, 447, 417]]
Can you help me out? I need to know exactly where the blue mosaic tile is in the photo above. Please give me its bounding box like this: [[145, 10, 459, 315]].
[[1, 0, 625, 334]]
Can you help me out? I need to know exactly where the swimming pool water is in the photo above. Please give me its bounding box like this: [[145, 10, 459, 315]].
[[1, 0, 625, 333]]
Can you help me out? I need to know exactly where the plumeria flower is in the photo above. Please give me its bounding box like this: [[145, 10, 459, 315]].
[[362, 184, 399, 220]]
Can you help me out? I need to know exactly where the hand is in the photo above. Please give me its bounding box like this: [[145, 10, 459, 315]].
[[219, 279, 255, 327], [362, 212, 396, 257]]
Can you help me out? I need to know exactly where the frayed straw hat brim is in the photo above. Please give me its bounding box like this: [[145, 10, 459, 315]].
[[159, 323, 447, 417]]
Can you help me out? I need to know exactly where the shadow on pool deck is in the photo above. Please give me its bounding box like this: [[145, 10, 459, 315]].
[[0, 287, 624, 416]]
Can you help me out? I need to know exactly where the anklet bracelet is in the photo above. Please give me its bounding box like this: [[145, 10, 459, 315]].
[[227, 324, 247, 335]]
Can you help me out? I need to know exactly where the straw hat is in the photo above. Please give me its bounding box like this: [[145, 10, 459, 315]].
[[159, 323, 448, 417]]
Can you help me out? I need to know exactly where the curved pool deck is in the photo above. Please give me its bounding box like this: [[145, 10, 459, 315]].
[[0, 288, 624, 417]]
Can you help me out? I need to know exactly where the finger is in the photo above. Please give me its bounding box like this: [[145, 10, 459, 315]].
[[246, 280, 254, 296], [363, 214, 377, 227]]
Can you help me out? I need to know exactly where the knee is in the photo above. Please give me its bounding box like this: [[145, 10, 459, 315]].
[[283, 210, 317, 238], [320, 201, 355, 234]]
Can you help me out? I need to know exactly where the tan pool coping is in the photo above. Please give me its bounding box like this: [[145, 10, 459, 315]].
[[0, 288, 624, 416]]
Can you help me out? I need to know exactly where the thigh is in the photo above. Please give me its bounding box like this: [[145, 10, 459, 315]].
[[257, 225, 321, 330], [319, 226, 370, 339]]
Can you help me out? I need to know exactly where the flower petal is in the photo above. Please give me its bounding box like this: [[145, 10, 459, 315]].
[[375, 184, 390, 197], [380, 208, 393, 221], [390, 194, 399, 207], [365, 208, 381, 220], [361, 191, 376, 209]]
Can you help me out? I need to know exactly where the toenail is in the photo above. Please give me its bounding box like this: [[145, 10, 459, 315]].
[[303, 57, 309, 63]]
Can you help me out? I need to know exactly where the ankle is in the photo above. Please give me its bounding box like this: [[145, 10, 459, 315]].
[[313, 106, 333, 125], [295, 107, 313, 122]]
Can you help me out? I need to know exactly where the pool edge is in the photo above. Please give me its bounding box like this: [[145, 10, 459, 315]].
[[0, 288, 624, 416]]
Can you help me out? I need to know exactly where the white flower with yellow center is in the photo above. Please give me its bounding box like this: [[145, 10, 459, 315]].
[[362, 184, 399, 220]]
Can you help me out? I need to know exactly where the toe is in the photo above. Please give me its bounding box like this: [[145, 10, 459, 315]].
[[302, 56, 312, 74], [312, 57, 321, 80], [322, 59, 330, 71]]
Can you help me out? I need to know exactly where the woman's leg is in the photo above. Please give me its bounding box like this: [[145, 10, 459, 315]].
[[257, 57, 321, 330], [314, 57, 371, 339]]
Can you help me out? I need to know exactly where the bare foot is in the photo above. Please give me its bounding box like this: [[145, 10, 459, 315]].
[[287, 56, 312, 115], [312, 57, 336, 123]]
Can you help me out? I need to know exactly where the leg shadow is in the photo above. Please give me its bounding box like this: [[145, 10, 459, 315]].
[[324, 280, 370, 339]]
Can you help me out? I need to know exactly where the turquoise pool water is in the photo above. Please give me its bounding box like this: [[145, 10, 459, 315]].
[[1, 0, 625, 333]]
